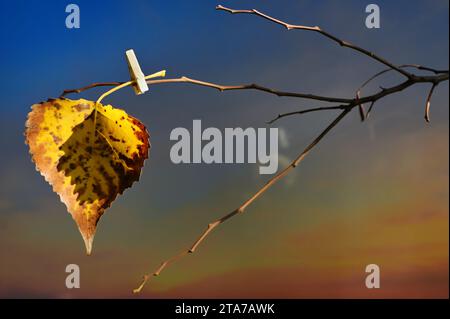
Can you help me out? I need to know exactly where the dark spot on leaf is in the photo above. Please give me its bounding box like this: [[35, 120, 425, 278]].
[[109, 135, 120, 142], [73, 103, 91, 112]]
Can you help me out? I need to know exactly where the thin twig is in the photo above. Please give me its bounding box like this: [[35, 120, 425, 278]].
[[356, 92, 366, 122], [60, 82, 123, 97], [267, 105, 348, 124], [424, 83, 438, 123], [216, 5, 413, 79], [411, 65, 449, 75], [133, 108, 351, 293], [366, 101, 376, 119]]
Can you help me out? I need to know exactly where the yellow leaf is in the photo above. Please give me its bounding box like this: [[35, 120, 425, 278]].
[[25, 98, 150, 254]]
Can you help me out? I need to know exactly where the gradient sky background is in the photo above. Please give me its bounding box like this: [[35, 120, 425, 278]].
[[0, 0, 448, 298]]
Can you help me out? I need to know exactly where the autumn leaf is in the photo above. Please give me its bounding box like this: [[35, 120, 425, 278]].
[[25, 97, 149, 255]]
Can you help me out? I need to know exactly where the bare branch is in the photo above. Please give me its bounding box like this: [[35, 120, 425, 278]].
[[356, 75, 446, 105], [267, 73, 447, 123], [149, 74, 447, 116], [130, 9, 448, 293], [61, 76, 352, 103], [216, 5, 413, 78], [356, 64, 444, 98], [355, 65, 447, 120], [55, 6, 448, 294], [61, 72, 448, 112], [146, 77, 353, 103], [133, 108, 351, 293]]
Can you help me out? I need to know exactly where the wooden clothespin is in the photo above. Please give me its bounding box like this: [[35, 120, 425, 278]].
[[125, 49, 149, 95]]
